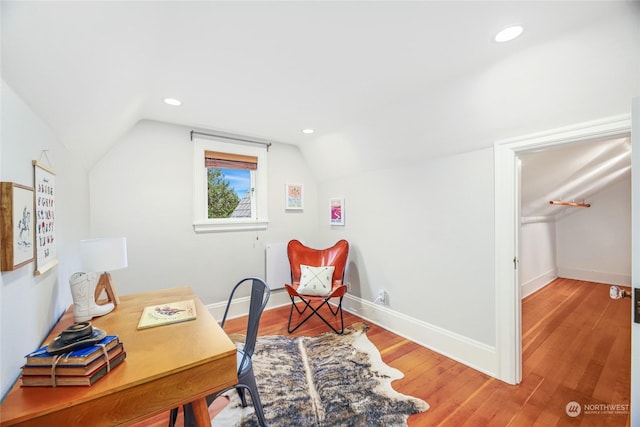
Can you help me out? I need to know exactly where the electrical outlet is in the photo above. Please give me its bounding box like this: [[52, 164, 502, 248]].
[[376, 289, 387, 305]]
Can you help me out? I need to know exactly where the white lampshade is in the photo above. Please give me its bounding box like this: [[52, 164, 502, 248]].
[[80, 237, 128, 273]]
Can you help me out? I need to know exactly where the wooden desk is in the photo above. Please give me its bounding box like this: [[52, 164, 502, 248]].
[[0, 286, 237, 426]]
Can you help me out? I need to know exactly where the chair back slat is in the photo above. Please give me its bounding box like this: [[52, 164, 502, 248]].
[[220, 277, 270, 370], [171, 277, 270, 427]]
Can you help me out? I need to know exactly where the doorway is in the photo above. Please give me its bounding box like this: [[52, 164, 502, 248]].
[[494, 114, 631, 385]]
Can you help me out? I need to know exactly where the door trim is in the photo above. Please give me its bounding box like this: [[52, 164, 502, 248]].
[[494, 114, 631, 384]]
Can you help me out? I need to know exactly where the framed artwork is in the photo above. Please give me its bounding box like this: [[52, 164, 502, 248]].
[[285, 183, 304, 210], [33, 161, 58, 275], [330, 197, 345, 226], [0, 182, 35, 271]]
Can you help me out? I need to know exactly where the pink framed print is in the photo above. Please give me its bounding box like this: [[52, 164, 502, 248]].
[[330, 197, 345, 226]]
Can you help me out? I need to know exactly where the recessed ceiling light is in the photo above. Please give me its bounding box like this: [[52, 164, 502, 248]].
[[163, 98, 182, 106], [302, 129, 314, 134], [494, 25, 524, 43]]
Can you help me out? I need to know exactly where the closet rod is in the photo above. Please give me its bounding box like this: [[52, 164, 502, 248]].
[[190, 130, 272, 151], [549, 200, 591, 208]]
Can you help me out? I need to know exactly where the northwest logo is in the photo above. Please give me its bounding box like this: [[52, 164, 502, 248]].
[[565, 401, 581, 417]]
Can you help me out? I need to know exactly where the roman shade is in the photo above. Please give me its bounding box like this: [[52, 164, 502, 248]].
[[204, 151, 257, 170]]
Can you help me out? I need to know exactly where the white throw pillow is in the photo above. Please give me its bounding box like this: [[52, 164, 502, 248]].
[[297, 265, 335, 296]]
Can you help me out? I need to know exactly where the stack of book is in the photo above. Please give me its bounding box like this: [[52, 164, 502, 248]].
[[21, 335, 126, 387]]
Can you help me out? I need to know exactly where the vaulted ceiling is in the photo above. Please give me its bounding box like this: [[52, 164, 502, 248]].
[[2, 1, 638, 217]]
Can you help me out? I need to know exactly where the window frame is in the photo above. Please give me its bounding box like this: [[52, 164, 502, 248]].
[[193, 136, 269, 233]]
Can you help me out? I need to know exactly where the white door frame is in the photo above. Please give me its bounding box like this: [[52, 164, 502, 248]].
[[631, 97, 639, 427], [494, 114, 631, 385]]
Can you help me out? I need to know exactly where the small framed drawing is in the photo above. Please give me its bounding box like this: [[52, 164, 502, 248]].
[[286, 183, 304, 210], [330, 197, 345, 226], [0, 182, 35, 271]]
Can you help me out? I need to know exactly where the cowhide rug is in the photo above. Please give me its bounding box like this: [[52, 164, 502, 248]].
[[212, 323, 429, 426]]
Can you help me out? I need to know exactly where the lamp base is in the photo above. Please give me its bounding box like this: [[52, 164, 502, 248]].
[[94, 272, 120, 306]]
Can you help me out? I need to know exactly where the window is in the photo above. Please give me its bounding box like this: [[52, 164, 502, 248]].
[[205, 151, 255, 219], [193, 136, 268, 233]]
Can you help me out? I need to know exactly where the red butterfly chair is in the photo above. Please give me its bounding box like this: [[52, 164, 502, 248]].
[[285, 239, 349, 334]]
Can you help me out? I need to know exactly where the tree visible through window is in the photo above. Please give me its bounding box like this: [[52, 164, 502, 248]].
[[205, 150, 256, 219], [207, 168, 250, 218]]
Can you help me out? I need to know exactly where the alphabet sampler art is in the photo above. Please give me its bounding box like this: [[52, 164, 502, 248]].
[[33, 161, 58, 275]]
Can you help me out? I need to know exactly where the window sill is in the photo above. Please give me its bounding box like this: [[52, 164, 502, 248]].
[[193, 219, 269, 233]]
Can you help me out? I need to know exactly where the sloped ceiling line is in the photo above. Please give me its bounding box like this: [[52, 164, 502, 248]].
[[520, 136, 631, 222]]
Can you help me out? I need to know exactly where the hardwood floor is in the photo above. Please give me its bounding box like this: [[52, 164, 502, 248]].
[[135, 278, 630, 426]]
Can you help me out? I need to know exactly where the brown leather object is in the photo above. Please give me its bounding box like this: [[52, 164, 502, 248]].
[[286, 239, 349, 291], [284, 239, 350, 334]]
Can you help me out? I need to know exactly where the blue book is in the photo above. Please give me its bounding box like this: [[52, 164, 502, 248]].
[[24, 336, 120, 367]]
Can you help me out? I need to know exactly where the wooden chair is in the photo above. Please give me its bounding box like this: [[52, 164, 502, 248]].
[[285, 239, 349, 334]]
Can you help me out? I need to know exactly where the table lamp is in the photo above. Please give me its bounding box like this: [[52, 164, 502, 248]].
[[80, 237, 128, 306]]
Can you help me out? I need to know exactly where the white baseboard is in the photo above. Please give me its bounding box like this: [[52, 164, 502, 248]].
[[521, 269, 557, 299], [341, 295, 498, 379], [206, 291, 499, 380], [205, 288, 291, 321], [557, 267, 631, 286]]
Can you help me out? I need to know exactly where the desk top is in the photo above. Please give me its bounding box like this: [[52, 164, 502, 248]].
[[0, 286, 237, 426]]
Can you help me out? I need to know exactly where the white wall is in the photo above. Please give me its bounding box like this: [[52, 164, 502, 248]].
[[0, 81, 90, 398], [88, 120, 319, 304], [557, 177, 631, 285], [91, 127, 500, 373], [317, 147, 495, 346], [300, 7, 638, 377], [519, 221, 557, 298]]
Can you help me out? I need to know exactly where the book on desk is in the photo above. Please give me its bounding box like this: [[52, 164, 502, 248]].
[[21, 335, 126, 387], [21, 352, 127, 386], [24, 335, 120, 366], [137, 299, 197, 329]]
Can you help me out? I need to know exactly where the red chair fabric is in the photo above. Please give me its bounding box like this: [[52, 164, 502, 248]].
[[284, 239, 349, 334]]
